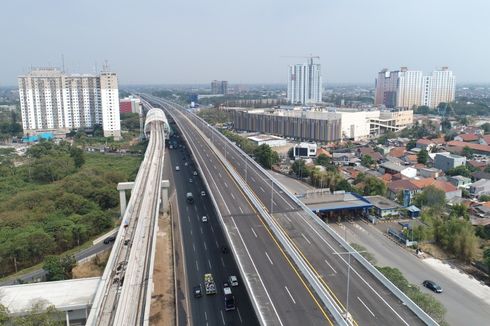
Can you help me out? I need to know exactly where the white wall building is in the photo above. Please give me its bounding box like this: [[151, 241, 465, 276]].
[[287, 58, 322, 104], [294, 142, 317, 158], [397, 68, 423, 109], [18, 68, 121, 139], [247, 134, 287, 147]]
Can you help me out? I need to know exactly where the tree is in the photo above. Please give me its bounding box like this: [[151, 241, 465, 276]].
[[252, 144, 279, 169], [287, 147, 294, 160], [291, 159, 308, 178], [446, 165, 471, 177], [462, 146, 475, 159], [9, 301, 64, 325], [479, 194, 490, 202], [31, 155, 76, 183], [417, 149, 429, 164], [450, 204, 469, 220], [316, 153, 331, 167], [406, 140, 417, 150], [356, 175, 386, 196], [484, 247, 490, 270], [70, 147, 85, 168], [361, 155, 375, 168], [413, 186, 446, 209], [481, 123, 490, 134], [44, 255, 77, 281]]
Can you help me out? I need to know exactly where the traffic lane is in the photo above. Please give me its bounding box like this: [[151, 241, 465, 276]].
[[170, 147, 227, 326], [181, 122, 332, 325], [204, 131, 423, 324], [171, 138, 257, 325], [340, 221, 490, 326]]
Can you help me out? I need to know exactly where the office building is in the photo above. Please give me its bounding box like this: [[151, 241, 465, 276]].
[[211, 80, 228, 95], [433, 153, 466, 172], [18, 68, 121, 138], [287, 58, 322, 104], [375, 67, 455, 109], [120, 96, 141, 114]]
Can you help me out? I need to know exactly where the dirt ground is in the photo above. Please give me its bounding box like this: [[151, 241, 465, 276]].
[[149, 213, 175, 325], [72, 250, 110, 278]]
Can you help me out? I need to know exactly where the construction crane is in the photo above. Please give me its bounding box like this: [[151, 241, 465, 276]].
[[281, 54, 320, 64]]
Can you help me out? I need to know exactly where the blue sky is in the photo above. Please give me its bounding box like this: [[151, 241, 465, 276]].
[[1, 0, 489, 85]]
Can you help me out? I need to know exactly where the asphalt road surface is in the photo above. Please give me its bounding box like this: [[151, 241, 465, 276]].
[[167, 132, 259, 326]]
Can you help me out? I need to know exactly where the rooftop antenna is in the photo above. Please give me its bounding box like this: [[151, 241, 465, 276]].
[[102, 60, 109, 72]]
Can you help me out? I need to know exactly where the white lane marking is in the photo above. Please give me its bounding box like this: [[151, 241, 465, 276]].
[[265, 251, 274, 265], [284, 215, 292, 223], [324, 259, 337, 274], [215, 240, 219, 248], [239, 206, 244, 214], [186, 206, 189, 213], [204, 311, 208, 321], [194, 205, 198, 213], [190, 229, 193, 236], [200, 227, 204, 234], [293, 211, 409, 325], [221, 257, 225, 267], [220, 310, 225, 325], [214, 165, 217, 170], [193, 243, 196, 252], [204, 242, 207, 251], [219, 172, 222, 178], [285, 286, 296, 304], [208, 259, 212, 269], [224, 182, 229, 188], [195, 260, 199, 271], [231, 192, 235, 200], [187, 215, 190, 222], [301, 233, 312, 245], [210, 225, 215, 233], [259, 186, 265, 192], [237, 307, 243, 323], [358, 296, 376, 317], [251, 227, 258, 238], [251, 177, 256, 182]]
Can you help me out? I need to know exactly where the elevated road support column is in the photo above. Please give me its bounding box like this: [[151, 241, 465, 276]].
[[117, 182, 135, 217]]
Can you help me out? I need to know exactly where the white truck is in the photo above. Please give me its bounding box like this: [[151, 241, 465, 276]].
[[204, 273, 216, 295]]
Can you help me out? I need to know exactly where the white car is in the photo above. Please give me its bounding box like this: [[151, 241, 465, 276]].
[[184, 162, 188, 166], [229, 275, 238, 287], [201, 190, 206, 197], [175, 166, 180, 171], [193, 171, 198, 176], [201, 216, 208, 222]]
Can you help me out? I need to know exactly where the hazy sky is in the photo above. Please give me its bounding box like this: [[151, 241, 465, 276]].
[[1, 0, 489, 86]]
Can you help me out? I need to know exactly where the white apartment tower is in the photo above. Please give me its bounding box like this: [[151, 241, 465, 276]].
[[287, 58, 322, 104], [18, 68, 121, 139], [375, 67, 455, 109]]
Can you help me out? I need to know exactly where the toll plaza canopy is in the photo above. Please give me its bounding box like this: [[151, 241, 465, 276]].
[[299, 191, 373, 214]]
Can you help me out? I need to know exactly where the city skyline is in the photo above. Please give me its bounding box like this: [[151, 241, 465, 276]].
[[1, 0, 490, 86]]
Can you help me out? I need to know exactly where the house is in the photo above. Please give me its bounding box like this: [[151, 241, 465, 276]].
[[316, 147, 332, 157], [471, 171, 490, 181], [448, 175, 472, 189], [416, 139, 435, 151], [379, 162, 417, 178], [356, 147, 384, 161], [387, 179, 424, 202], [470, 179, 490, 196], [468, 160, 488, 171], [418, 167, 441, 178], [432, 180, 462, 201], [332, 152, 358, 166], [389, 147, 406, 158], [433, 153, 466, 172], [454, 133, 479, 142], [479, 135, 490, 146], [446, 141, 490, 156], [406, 205, 421, 218], [366, 195, 401, 219], [387, 177, 461, 202]]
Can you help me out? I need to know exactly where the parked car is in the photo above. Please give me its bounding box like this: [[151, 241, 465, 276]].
[[423, 280, 443, 293]]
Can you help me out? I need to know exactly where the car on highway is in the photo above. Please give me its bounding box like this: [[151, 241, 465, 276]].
[[193, 284, 202, 298], [193, 171, 198, 176], [201, 190, 206, 196], [103, 236, 116, 244], [202, 216, 208, 222], [423, 280, 443, 293], [184, 162, 188, 166], [175, 166, 180, 171], [189, 178, 193, 183], [229, 275, 238, 287]]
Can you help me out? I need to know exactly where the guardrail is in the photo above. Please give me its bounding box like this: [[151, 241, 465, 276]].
[[193, 114, 439, 326]]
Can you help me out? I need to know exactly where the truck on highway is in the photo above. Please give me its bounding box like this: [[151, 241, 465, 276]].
[[186, 192, 194, 203], [204, 273, 216, 295], [223, 286, 236, 311]]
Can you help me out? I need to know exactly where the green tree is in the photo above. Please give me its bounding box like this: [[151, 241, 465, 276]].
[[356, 175, 386, 196], [481, 123, 490, 134], [0, 303, 9, 324], [31, 155, 76, 183], [254, 144, 279, 169], [417, 149, 429, 164], [291, 159, 309, 178], [450, 203, 469, 220], [446, 165, 471, 177], [483, 248, 490, 270], [361, 155, 375, 168], [414, 186, 446, 208], [462, 146, 475, 159], [44, 255, 77, 281], [287, 147, 294, 160], [316, 153, 331, 167], [479, 194, 490, 202], [70, 147, 85, 168], [406, 140, 417, 150], [10, 301, 64, 325]]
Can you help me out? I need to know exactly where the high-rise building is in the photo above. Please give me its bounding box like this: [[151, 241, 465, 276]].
[[375, 67, 455, 109], [211, 80, 228, 95], [18, 68, 121, 138], [287, 58, 322, 104]]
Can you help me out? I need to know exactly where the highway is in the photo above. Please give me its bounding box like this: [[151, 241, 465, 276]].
[[145, 95, 336, 325], [166, 128, 259, 326], [146, 95, 429, 326], [87, 108, 167, 325]]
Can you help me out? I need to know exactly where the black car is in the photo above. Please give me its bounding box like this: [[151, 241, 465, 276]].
[[103, 236, 116, 244], [193, 285, 202, 298], [423, 280, 443, 293]]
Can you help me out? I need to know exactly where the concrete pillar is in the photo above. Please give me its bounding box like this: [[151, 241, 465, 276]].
[[117, 182, 135, 218], [119, 190, 127, 218], [160, 180, 170, 213], [65, 311, 70, 326]]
